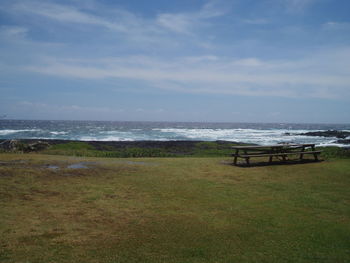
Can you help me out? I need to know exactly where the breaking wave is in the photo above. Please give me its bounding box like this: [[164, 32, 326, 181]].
[[0, 129, 41, 135]]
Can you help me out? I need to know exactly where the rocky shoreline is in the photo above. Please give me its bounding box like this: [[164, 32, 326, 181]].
[[281, 130, 350, 145], [297, 130, 350, 139], [295, 130, 350, 145], [1, 131, 350, 154]]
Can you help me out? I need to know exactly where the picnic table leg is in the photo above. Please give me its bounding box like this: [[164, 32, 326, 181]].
[[299, 146, 305, 160], [244, 150, 250, 165], [233, 149, 238, 165], [312, 146, 319, 161]]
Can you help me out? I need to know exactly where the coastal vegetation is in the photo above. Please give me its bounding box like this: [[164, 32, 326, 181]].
[[1, 140, 247, 158], [1, 139, 350, 159]]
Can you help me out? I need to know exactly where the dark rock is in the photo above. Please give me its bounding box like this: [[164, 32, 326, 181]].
[[0, 140, 23, 151], [335, 139, 350, 144], [25, 141, 50, 152], [0, 140, 50, 152], [299, 130, 350, 139]]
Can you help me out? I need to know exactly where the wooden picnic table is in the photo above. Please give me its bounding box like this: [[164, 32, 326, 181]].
[[232, 143, 321, 165]]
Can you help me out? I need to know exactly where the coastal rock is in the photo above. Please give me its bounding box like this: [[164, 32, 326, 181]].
[[335, 139, 350, 144], [0, 140, 23, 151], [298, 130, 350, 139], [25, 141, 50, 152], [0, 140, 50, 152]]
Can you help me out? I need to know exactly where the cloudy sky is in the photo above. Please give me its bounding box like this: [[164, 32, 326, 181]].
[[0, 0, 349, 123]]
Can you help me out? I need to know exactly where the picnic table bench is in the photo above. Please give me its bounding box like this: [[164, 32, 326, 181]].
[[232, 144, 321, 165]]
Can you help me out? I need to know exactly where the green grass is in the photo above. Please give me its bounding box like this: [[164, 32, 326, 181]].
[[46, 146, 175, 158], [38, 141, 350, 160], [49, 141, 96, 151], [318, 146, 350, 159], [0, 153, 349, 262], [5, 140, 350, 160], [42, 141, 242, 158]]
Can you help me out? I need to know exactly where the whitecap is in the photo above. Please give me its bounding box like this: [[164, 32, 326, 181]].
[[0, 129, 41, 135], [79, 136, 134, 141], [150, 128, 349, 146], [50, 131, 68, 135]]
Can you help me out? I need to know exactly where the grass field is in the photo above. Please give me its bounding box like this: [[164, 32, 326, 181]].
[[0, 153, 350, 262]]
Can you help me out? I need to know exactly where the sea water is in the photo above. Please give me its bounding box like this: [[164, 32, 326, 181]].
[[0, 120, 349, 147]]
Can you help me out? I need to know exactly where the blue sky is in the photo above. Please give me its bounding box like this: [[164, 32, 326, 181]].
[[0, 0, 349, 123]]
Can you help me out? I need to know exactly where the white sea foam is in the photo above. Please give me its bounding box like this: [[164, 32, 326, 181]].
[[50, 131, 68, 135], [0, 129, 41, 135], [79, 136, 134, 141], [151, 128, 346, 146], [0, 123, 348, 147]]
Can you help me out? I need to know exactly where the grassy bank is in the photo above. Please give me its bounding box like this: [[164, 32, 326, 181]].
[[2, 140, 245, 158], [2, 140, 349, 159], [43, 141, 350, 161], [44, 141, 242, 157], [0, 153, 349, 262]]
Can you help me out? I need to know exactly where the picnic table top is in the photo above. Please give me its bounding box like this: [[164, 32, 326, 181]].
[[232, 143, 315, 150]]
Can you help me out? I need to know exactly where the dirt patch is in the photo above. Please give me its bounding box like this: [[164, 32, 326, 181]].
[[42, 162, 97, 170], [46, 165, 60, 170], [67, 162, 96, 169]]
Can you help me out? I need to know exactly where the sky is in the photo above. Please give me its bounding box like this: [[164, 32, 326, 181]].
[[0, 0, 350, 123]]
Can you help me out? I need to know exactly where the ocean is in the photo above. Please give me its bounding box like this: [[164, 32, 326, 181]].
[[0, 120, 349, 147]]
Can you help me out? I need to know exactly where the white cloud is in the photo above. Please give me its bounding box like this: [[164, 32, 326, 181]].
[[4, 0, 220, 49], [8, 0, 226, 37], [12, 1, 127, 32], [24, 47, 350, 100], [230, 58, 265, 67], [156, 0, 228, 34], [323, 21, 350, 30], [157, 13, 193, 34], [0, 25, 28, 38], [2, 0, 349, 102]]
